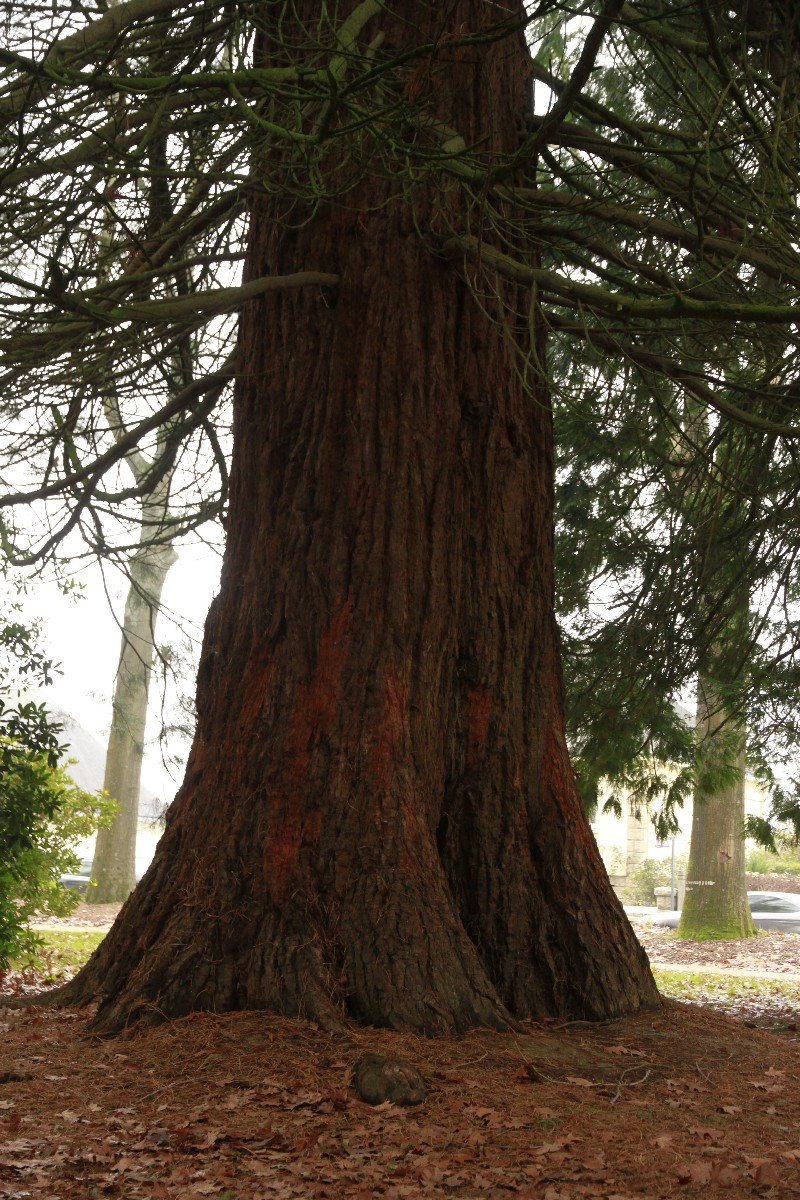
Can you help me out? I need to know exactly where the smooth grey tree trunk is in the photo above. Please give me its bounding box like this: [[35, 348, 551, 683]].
[[671, 394, 754, 940], [678, 677, 755, 939], [89, 515, 177, 902]]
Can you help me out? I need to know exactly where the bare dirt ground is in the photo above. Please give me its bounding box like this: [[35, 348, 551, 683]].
[[2, 911, 799, 1199], [29, 901, 123, 931]]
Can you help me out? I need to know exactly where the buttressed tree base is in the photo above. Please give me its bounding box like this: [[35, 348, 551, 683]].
[[59, 0, 659, 1034]]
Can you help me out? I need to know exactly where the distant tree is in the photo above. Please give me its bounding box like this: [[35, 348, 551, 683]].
[[89, 514, 178, 903], [88, 53, 213, 902], [0, 0, 235, 902], [679, 681, 755, 938]]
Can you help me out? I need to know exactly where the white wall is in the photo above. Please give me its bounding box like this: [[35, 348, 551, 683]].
[[591, 773, 768, 878]]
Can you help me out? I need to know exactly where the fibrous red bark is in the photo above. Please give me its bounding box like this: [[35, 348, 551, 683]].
[[61, 0, 658, 1035]]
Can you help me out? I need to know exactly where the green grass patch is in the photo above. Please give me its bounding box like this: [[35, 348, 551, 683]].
[[11, 929, 105, 981], [653, 964, 800, 1002]]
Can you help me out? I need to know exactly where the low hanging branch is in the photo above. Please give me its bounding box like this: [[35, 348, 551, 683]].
[[2, 271, 339, 361], [441, 236, 800, 325], [0, 354, 237, 514]]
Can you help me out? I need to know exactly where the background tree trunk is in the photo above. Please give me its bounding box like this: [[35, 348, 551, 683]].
[[62, 0, 658, 1034], [88, 526, 177, 903], [87, 11, 183, 904], [678, 677, 755, 939], [677, 410, 755, 940]]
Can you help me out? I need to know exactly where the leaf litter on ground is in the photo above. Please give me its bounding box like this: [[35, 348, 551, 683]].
[[0, 915, 798, 1198]]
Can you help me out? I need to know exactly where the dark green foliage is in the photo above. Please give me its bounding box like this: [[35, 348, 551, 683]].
[[547, 1, 800, 846]]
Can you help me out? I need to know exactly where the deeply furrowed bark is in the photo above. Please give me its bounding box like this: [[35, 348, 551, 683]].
[[59, 0, 658, 1035]]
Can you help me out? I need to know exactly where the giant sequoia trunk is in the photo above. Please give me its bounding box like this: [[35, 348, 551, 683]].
[[62, 0, 658, 1034]]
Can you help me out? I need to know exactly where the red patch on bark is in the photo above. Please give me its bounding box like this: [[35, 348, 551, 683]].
[[267, 601, 352, 903], [304, 807, 324, 842], [221, 648, 271, 744], [268, 821, 302, 904], [266, 808, 326, 904], [464, 686, 491, 762], [370, 667, 410, 795], [286, 596, 353, 780]]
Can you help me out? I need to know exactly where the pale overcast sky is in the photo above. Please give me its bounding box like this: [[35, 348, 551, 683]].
[[24, 537, 222, 805]]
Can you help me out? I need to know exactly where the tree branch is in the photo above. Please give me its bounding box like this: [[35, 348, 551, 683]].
[[0, 354, 237, 510], [443, 236, 800, 324], [4, 272, 339, 360]]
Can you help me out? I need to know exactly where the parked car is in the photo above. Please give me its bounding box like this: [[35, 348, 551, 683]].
[[59, 860, 144, 893], [59, 858, 94, 893], [654, 890, 800, 932]]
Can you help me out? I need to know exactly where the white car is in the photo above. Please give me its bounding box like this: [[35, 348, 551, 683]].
[[59, 858, 94, 893], [59, 859, 143, 893], [654, 890, 800, 932]]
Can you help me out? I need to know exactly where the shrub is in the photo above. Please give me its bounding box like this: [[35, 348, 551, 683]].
[[746, 846, 800, 877], [0, 607, 116, 967], [620, 856, 685, 906], [745, 872, 800, 894]]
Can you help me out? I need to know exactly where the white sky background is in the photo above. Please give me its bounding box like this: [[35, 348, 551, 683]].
[[24, 535, 223, 805]]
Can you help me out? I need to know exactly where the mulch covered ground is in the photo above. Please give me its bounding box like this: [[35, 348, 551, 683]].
[[636, 923, 800, 976], [2, 914, 800, 1199]]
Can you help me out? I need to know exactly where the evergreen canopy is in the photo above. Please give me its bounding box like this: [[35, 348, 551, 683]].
[[1, 0, 799, 824]]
